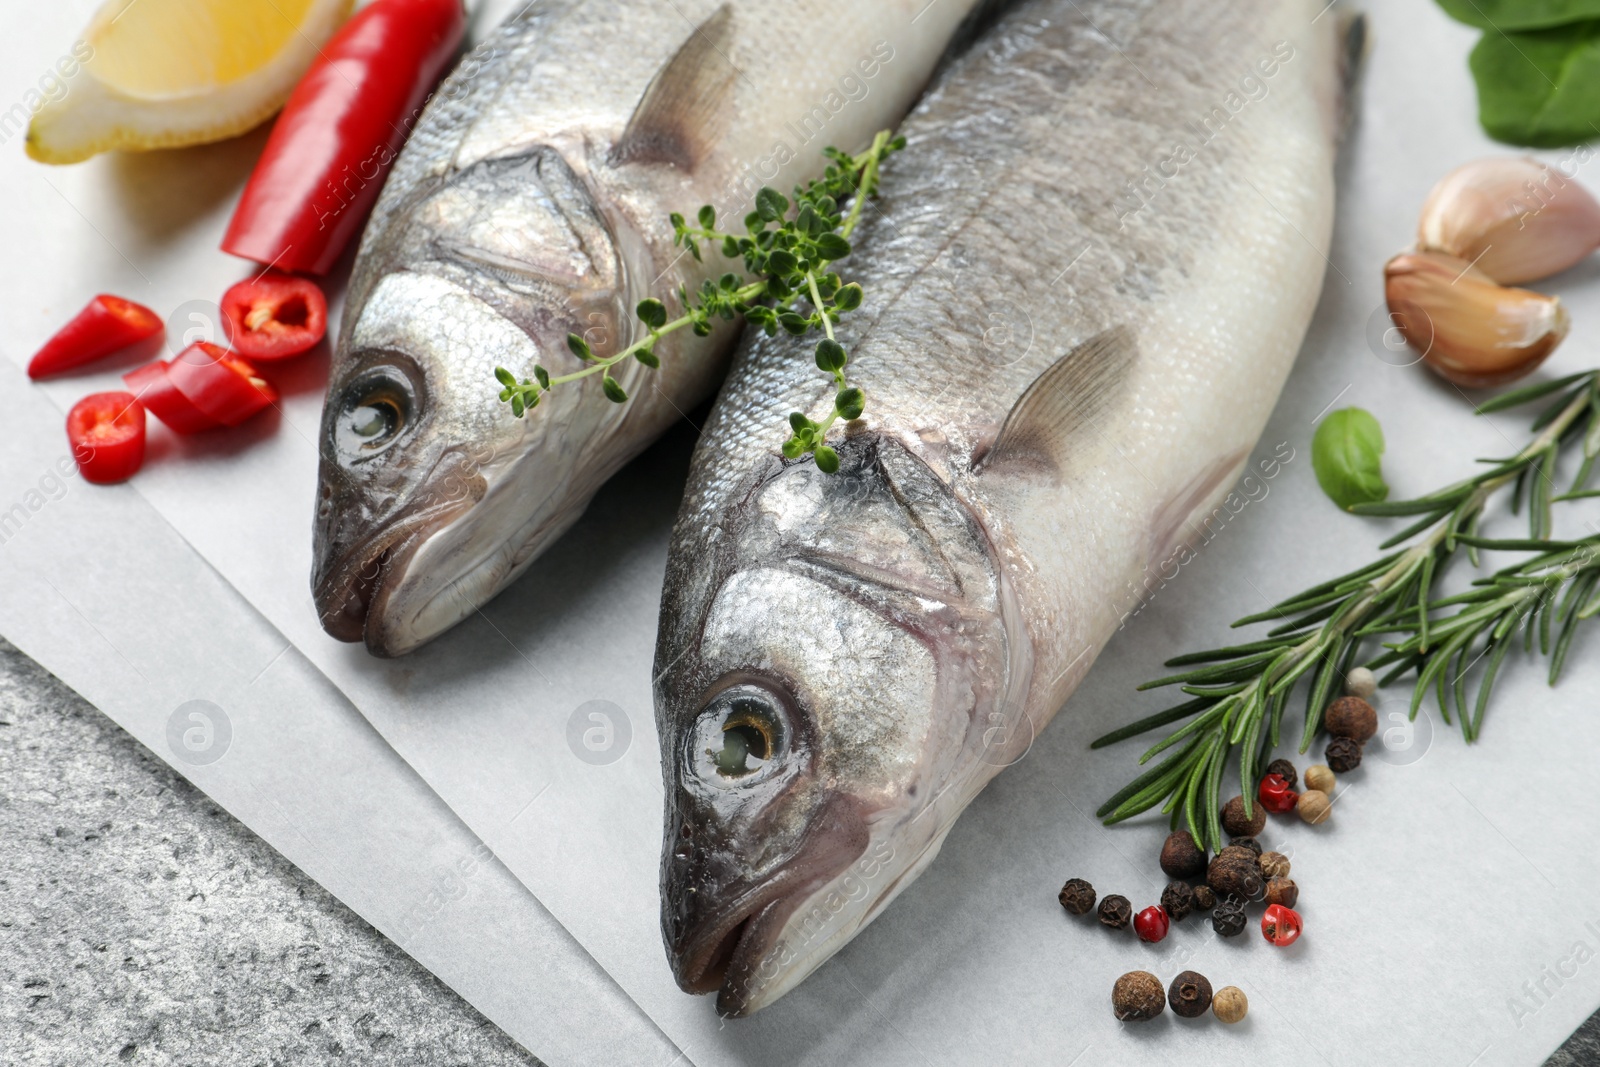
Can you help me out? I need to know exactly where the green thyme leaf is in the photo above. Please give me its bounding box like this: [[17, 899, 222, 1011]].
[[637, 299, 668, 330], [1312, 408, 1390, 511], [815, 339, 847, 373], [602, 375, 627, 403], [814, 446, 840, 474], [567, 334, 594, 361], [836, 387, 865, 420]]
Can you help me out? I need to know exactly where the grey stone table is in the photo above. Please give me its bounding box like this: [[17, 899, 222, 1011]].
[[1, 634, 1596, 1067]]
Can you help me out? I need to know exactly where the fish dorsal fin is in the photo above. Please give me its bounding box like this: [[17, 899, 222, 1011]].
[[610, 4, 738, 171], [976, 326, 1138, 473]]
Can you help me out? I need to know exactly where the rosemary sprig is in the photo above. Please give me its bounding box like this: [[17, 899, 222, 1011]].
[[1092, 371, 1600, 850], [1362, 534, 1600, 742], [493, 130, 904, 472]]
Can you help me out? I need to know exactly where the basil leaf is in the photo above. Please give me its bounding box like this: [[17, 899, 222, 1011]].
[[1437, 0, 1600, 31], [1312, 408, 1389, 511], [1469, 21, 1600, 147]]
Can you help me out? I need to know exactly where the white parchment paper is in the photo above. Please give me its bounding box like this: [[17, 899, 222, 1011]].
[[6, 0, 1600, 1064], [0, 362, 679, 1066]]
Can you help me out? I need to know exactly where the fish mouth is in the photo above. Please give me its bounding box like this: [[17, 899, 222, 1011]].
[[668, 795, 869, 1017], [312, 496, 477, 657]]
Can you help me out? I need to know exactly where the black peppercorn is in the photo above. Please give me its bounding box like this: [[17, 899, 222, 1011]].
[[1229, 836, 1262, 857], [1265, 758, 1298, 791], [1159, 829, 1208, 880], [1058, 878, 1096, 915], [1221, 794, 1266, 837], [1326, 736, 1363, 773], [1212, 895, 1248, 937], [1098, 894, 1132, 930], [1207, 846, 1264, 899], [1160, 880, 1195, 922], [1168, 970, 1214, 1018], [1113, 971, 1166, 1021], [1192, 884, 1217, 911]]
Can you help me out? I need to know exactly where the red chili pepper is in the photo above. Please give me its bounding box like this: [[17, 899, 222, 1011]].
[[1132, 905, 1169, 944], [166, 343, 279, 427], [1257, 772, 1299, 814], [222, 273, 329, 360], [67, 392, 146, 484], [123, 361, 222, 435], [221, 0, 465, 275], [29, 295, 163, 379], [1261, 904, 1303, 947]]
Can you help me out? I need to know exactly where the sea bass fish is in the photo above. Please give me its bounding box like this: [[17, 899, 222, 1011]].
[[312, 0, 1002, 656], [654, 0, 1357, 1016]]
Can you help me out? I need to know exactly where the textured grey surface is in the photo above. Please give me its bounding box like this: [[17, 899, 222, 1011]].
[[1, 629, 1597, 1067], [0, 638, 541, 1067]]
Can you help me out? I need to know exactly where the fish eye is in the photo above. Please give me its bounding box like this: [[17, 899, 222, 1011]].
[[333, 370, 413, 459], [690, 684, 790, 787]]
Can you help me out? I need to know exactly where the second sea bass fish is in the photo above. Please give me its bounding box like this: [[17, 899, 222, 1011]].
[[654, 0, 1356, 1016], [312, 0, 998, 656]]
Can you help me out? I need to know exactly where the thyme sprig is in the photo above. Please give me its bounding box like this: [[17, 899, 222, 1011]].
[[493, 130, 905, 472], [1092, 371, 1600, 851]]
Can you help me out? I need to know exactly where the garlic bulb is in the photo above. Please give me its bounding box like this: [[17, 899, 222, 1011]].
[[1417, 157, 1600, 285], [1384, 251, 1568, 388]]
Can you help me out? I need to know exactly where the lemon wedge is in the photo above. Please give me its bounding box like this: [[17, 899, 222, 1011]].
[[27, 0, 354, 165]]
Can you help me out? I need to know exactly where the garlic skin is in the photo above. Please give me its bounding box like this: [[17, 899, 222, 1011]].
[[1384, 251, 1569, 388], [1418, 157, 1600, 285]]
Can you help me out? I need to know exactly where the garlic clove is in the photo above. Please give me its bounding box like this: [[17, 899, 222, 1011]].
[[1384, 251, 1569, 388], [1417, 157, 1600, 285]]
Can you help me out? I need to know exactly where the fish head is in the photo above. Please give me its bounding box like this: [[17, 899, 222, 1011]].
[[314, 147, 646, 656], [656, 433, 1026, 1016]]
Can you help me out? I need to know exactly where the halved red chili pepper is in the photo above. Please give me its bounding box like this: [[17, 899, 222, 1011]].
[[29, 295, 163, 379], [123, 361, 221, 435], [221, 0, 466, 275], [67, 392, 146, 484], [221, 273, 328, 360], [166, 343, 278, 427]]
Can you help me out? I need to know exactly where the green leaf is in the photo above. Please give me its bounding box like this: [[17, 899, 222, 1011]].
[[766, 249, 799, 275], [1436, 0, 1600, 30], [1469, 22, 1600, 147], [815, 339, 847, 373], [835, 387, 865, 421], [698, 204, 716, 229], [636, 298, 667, 330], [567, 334, 594, 361], [1312, 408, 1390, 511], [779, 312, 809, 336], [814, 233, 852, 261], [781, 436, 803, 459], [534, 365, 550, 389], [756, 187, 789, 222], [834, 283, 864, 312], [814, 445, 840, 474], [602, 375, 628, 403], [510, 394, 525, 418], [494, 366, 516, 387], [634, 348, 660, 368]]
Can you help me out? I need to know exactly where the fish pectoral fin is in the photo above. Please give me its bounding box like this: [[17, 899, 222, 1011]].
[[975, 325, 1139, 475], [609, 4, 738, 172]]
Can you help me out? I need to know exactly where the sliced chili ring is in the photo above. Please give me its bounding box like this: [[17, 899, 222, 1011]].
[[29, 295, 163, 379], [221, 273, 329, 361], [123, 361, 221, 435], [165, 342, 278, 427], [67, 391, 147, 484]]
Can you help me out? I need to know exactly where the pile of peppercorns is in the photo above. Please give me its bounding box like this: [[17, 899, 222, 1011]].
[[1064, 672, 1381, 1022]]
